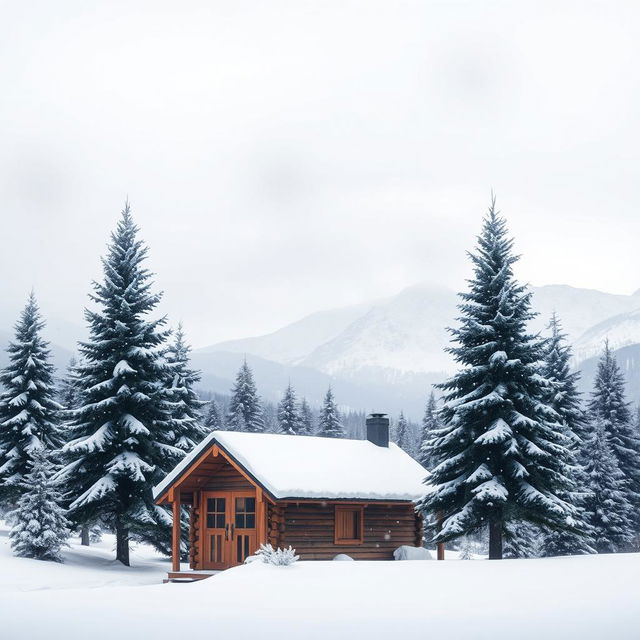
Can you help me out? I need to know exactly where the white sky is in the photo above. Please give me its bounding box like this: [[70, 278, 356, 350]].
[[1, 1, 639, 347]]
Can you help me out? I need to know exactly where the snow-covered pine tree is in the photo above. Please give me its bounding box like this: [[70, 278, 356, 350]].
[[277, 384, 302, 434], [582, 416, 633, 553], [395, 411, 411, 452], [417, 198, 578, 559], [317, 387, 345, 438], [56, 356, 95, 546], [164, 323, 207, 452], [539, 313, 593, 556], [299, 398, 315, 435], [262, 402, 279, 433], [57, 357, 82, 413], [8, 449, 69, 562], [58, 204, 178, 565], [419, 391, 440, 471], [0, 293, 63, 506], [226, 361, 265, 432], [203, 397, 223, 431], [587, 341, 640, 542]]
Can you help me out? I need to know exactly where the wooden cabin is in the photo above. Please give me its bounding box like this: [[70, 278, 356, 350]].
[[154, 413, 431, 581]]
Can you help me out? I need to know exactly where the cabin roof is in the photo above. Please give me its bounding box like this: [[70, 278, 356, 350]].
[[153, 430, 430, 503]]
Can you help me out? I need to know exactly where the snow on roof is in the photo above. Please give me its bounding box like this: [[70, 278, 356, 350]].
[[153, 430, 430, 502]]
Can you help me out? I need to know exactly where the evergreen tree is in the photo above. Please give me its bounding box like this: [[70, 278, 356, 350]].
[[262, 402, 278, 433], [419, 392, 440, 470], [0, 293, 62, 505], [57, 357, 82, 413], [317, 387, 345, 438], [582, 417, 633, 553], [8, 449, 70, 562], [539, 313, 593, 556], [299, 398, 315, 435], [203, 398, 223, 431], [164, 323, 207, 452], [226, 361, 264, 432], [417, 199, 578, 559], [277, 384, 301, 434], [57, 357, 95, 546], [58, 204, 178, 565], [395, 411, 410, 452], [587, 341, 640, 540]]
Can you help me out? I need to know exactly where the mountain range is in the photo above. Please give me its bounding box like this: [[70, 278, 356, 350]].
[[199, 283, 640, 417], [3, 282, 640, 419]]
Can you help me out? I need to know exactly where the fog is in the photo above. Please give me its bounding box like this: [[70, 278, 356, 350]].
[[1, 1, 639, 347]]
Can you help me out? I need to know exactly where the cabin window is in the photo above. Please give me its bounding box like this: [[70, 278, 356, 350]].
[[235, 497, 256, 529], [334, 506, 364, 545], [206, 497, 226, 529]]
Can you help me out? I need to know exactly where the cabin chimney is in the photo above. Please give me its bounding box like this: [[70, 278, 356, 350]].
[[366, 413, 389, 447]]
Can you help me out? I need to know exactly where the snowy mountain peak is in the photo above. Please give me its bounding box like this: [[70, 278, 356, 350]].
[[202, 282, 640, 384]]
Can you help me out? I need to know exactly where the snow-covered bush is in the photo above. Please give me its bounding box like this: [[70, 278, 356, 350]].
[[333, 553, 354, 561], [253, 543, 299, 566], [459, 538, 474, 560], [393, 545, 433, 561]]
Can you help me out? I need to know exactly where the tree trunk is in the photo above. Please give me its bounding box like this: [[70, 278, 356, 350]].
[[80, 524, 90, 546], [489, 519, 503, 559], [115, 516, 130, 566]]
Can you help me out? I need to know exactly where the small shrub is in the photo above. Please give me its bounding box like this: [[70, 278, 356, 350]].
[[254, 543, 299, 566]]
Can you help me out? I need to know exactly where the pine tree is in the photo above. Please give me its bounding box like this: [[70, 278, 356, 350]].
[[226, 361, 265, 432], [0, 293, 62, 505], [58, 204, 178, 565], [317, 387, 345, 438], [419, 392, 440, 470], [164, 323, 207, 452], [587, 341, 640, 541], [262, 402, 278, 433], [582, 417, 633, 553], [57, 357, 82, 413], [56, 357, 94, 546], [395, 411, 410, 452], [539, 313, 593, 556], [299, 398, 315, 435], [277, 384, 302, 434], [203, 398, 223, 431], [8, 449, 70, 562], [417, 198, 578, 559]]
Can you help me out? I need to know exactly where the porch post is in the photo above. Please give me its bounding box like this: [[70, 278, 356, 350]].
[[172, 489, 181, 572], [436, 510, 445, 560], [256, 487, 266, 547]]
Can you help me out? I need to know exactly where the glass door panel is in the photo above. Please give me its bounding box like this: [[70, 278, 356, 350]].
[[201, 492, 230, 570], [231, 494, 257, 565]]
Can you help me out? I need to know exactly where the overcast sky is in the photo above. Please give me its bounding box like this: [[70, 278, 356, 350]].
[[1, 1, 639, 347]]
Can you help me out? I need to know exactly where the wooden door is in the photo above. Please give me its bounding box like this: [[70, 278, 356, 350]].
[[231, 492, 258, 566], [201, 490, 258, 569], [201, 491, 231, 570]]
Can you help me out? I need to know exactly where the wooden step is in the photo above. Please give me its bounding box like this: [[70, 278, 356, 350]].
[[164, 571, 218, 583]]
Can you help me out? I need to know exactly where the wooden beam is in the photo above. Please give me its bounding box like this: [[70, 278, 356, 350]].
[[256, 487, 266, 547], [436, 510, 445, 561], [172, 490, 181, 572]]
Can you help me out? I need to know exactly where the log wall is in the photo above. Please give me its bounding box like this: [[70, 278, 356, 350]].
[[189, 495, 200, 569], [280, 502, 421, 560]]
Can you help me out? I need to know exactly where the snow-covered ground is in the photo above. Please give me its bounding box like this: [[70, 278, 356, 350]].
[[0, 521, 169, 592], [1, 521, 639, 639]]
